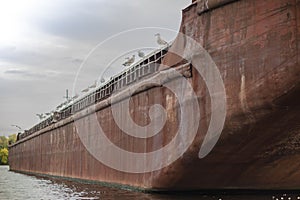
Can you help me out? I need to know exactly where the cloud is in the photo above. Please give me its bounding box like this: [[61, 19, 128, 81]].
[[0, 47, 50, 68], [30, 0, 190, 43], [0, 0, 191, 135], [4, 68, 51, 79], [4, 69, 27, 75]]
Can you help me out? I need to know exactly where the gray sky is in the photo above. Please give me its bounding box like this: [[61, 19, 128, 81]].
[[0, 0, 191, 136]]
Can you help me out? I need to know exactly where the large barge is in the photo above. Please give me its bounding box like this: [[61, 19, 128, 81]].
[[9, 0, 300, 191]]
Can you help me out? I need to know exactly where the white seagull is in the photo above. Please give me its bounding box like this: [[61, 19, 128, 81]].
[[138, 50, 145, 58], [122, 57, 130, 66], [155, 33, 168, 46], [81, 87, 89, 93], [89, 81, 97, 89], [36, 113, 45, 120], [72, 94, 79, 99], [100, 78, 105, 83], [122, 55, 135, 66]]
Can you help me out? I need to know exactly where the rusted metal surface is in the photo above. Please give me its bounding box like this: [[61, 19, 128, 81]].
[[196, 0, 239, 15], [9, 0, 300, 190], [9, 65, 192, 189], [166, 0, 300, 190]]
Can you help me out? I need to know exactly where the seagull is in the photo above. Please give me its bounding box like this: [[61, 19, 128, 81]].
[[72, 94, 79, 99], [81, 87, 89, 93], [155, 33, 168, 46], [89, 81, 97, 89], [11, 124, 21, 130], [127, 55, 135, 65], [138, 50, 145, 58], [36, 113, 45, 120], [100, 78, 105, 83], [122, 57, 130, 66], [56, 102, 64, 109], [122, 55, 135, 66]]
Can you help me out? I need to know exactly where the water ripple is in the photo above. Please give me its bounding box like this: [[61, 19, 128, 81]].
[[1, 166, 300, 200]]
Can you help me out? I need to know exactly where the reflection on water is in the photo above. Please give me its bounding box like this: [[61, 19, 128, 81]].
[[0, 165, 299, 200]]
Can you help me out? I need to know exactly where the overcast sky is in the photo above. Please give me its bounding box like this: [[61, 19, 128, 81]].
[[0, 0, 191, 135]]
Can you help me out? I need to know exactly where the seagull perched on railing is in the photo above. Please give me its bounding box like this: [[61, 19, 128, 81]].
[[81, 87, 89, 93], [72, 94, 79, 99], [138, 50, 145, 58], [122, 57, 129, 65], [155, 33, 168, 46], [122, 55, 135, 66], [89, 81, 97, 89], [56, 102, 65, 109], [36, 113, 45, 120]]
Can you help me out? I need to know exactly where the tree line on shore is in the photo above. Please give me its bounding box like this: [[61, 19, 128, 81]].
[[0, 134, 17, 165]]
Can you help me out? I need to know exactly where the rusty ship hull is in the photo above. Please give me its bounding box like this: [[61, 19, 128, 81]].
[[9, 0, 300, 191]]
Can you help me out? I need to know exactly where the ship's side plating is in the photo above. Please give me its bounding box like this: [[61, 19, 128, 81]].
[[169, 0, 300, 190], [9, 0, 300, 191]]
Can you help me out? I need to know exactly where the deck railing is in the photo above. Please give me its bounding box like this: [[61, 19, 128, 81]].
[[19, 47, 169, 140]]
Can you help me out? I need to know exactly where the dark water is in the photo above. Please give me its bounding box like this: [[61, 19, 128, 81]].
[[0, 166, 299, 200]]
